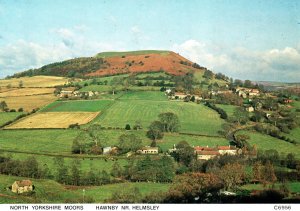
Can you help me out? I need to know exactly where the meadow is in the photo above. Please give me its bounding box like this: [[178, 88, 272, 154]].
[[42, 100, 114, 112], [236, 130, 300, 158], [119, 91, 168, 101], [0, 174, 170, 203], [0, 112, 24, 127], [216, 104, 238, 117], [95, 99, 225, 136], [6, 112, 99, 129], [0, 76, 69, 88], [79, 84, 160, 92]]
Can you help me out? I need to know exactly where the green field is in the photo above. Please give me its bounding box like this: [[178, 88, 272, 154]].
[[0, 129, 79, 154], [0, 112, 24, 126], [119, 91, 168, 101], [240, 182, 300, 193], [236, 130, 300, 158], [0, 174, 170, 203], [96, 100, 224, 135], [41, 100, 113, 112], [79, 85, 160, 92], [216, 104, 238, 117], [96, 50, 170, 58]]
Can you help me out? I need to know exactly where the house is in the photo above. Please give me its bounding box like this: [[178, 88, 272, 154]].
[[174, 92, 187, 100], [194, 145, 239, 160], [137, 146, 159, 154], [245, 106, 254, 112], [248, 89, 260, 97], [196, 150, 219, 160], [217, 146, 239, 155], [59, 87, 76, 98], [11, 180, 33, 194], [165, 89, 172, 95], [283, 99, 293, 104], [103, 147, 112, 155]]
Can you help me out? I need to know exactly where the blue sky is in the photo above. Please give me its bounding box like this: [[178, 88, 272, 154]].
[[0, 0, 300, 82]]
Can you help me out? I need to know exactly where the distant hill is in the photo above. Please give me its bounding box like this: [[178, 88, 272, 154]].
[[11, 50, 207, 78]]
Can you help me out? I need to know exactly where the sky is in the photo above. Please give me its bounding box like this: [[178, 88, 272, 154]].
[[0, 0, 300, 82]]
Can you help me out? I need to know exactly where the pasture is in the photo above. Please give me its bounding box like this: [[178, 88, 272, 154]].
[[0, 76, 69, 88], [0, 112, 24, 127], [42, 100, 114, 112], [79, 84, 160, 92], [0, 174, 170, 203], [119, 91, 168, 101], [5, 112, 99, 129], [216, 104, 238, 117], [0, 94, 57, 112], [236, 130, 300, 158], [96, 100, 224, 136]]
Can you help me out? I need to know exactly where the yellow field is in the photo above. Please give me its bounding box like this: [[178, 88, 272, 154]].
[[0, 88, 55, 97], [0, 94, 57, 112], [5, 112, 100, 129], [0, 76, 69, 88]]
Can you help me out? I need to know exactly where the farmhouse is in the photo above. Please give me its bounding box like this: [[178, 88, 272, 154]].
[[194, 145, 239, 160], [174, 92, 187, 99], [11, 180, 33, 194], [245, 106, 254, 112], [103, 147, 112, 155], [59, 87, 76, 98], [137, 146, 159, 154]]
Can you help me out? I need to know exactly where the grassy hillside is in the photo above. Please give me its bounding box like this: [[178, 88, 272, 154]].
[[96, 50, 170, 58]]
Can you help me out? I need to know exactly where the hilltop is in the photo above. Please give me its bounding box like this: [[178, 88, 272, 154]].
[[11, 50, 207, 78]]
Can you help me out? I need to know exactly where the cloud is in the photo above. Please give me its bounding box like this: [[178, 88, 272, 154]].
[[0, 27, 124, 78], [172, 39, 300, 82], [130, 25, 150, 45]]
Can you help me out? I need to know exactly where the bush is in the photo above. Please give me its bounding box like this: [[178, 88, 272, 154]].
[[69, 123, 80, 129], [18, 108, 24, 112], [125, 124, 131, 130]]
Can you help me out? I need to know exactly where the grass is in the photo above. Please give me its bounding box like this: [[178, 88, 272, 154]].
[[6, 112, 99, 129], [79, 85, 160, 92], [0, 88, 55, 97], [95, 100, 224, 136], [0, 76, 69, 88], [8, 153, 129, 173], [240, 182, 300, 193], [0, 129, 79, 154], [236, 130, 300, 158], [216, 104, 239, 117], [285, 127, 300, 144], [0, 94, 57, 112], [41, 100, 114, 112], [0, 174, 170, 203], [119, 91, 168, 101], [0, 112, 24, 126], [96, 50, 170, 58]]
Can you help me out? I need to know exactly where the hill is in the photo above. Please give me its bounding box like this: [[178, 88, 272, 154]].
[[11, 50, 207, 78]]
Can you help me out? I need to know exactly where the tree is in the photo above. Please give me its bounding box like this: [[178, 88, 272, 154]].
[[125, 124, 131, 130], [146, 121, 164, 141], [166, 173, 223, 203], [111, 162, 123, 178], [252, 161, 263, 183], [244, 80, 252, 88], [107, 187, 141, 203], [158, 112, 180, 132], [172, 141, 195, 166], [232, 107, 249, 125], [99, 170, 110, 185], [218, 163, 245, 190], [203, 70, 214, 80], [261, 161, 277, 187], [70, 160, 81, 186], [53, 157, 69, 184], [0, 101, 8, 111], [118, 134, 143, 153], [18, 80, 24, 88]]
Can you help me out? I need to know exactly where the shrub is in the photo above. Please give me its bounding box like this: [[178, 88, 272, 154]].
[[125, 124, 131, 130]]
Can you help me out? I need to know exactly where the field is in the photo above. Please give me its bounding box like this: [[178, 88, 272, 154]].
[[119, 91, 168, 101], [0, 112, 24, 127], [79, 84, 161, 92], [0, 94, 57, 112], [0, 88, 54, 97], [0, 76, 69, 88], [96, 99, 224, 135], [5, 112, 99, 129], [236, 130, 300, 158], [216, 104, 238, 117], [240, 182, 300, 193], [42, 100, 113, 112], [0, 174, 170, 203]]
